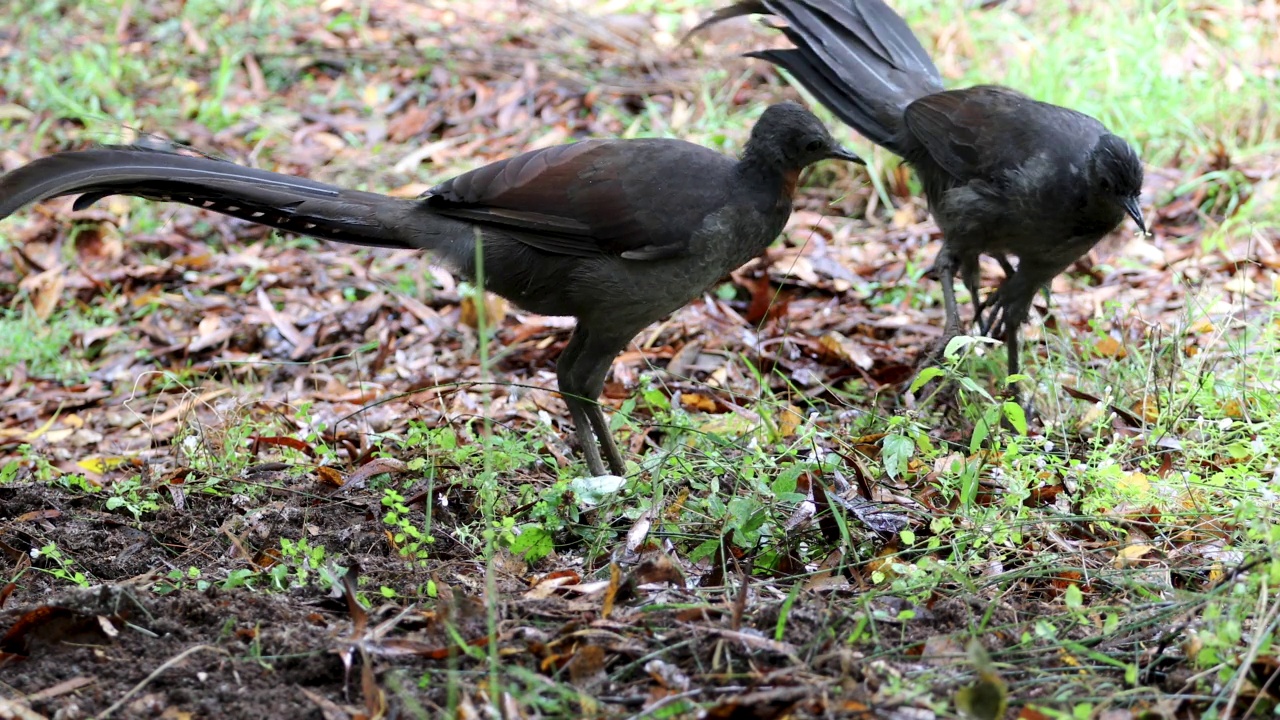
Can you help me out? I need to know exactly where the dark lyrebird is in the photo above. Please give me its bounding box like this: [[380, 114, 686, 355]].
[[0, 102, 860, 477], [693, 0, 1146, 382]]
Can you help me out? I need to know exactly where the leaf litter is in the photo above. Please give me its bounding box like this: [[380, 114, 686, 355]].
[[0, 0, 1278, 717]]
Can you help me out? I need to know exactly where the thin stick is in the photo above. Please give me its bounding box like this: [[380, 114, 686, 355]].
[[95, 644, 228, 719]]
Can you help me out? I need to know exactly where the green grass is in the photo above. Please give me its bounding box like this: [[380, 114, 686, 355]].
[[1, 0, 1279, 715], [892, 1, 1277, 156], [0, 304, 119, 382]]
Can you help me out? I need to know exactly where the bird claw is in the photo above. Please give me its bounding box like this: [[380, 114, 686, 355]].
[[984, 311, 1009, 341], [977, 288, 1009, 338]]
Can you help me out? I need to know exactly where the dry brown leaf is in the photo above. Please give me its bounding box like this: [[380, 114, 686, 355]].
[[680, 392, 718, 412], [1093, 336, 1126, 358], [20, 265, 66, 319], [819, 331, 874, 369], [1114, 544, 1156, 567]]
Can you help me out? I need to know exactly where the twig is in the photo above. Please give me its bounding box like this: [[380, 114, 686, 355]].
[[95, 644, 228, 719]]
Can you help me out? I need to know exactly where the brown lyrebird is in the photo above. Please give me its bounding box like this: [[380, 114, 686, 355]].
[[0, 102, 861, 476]]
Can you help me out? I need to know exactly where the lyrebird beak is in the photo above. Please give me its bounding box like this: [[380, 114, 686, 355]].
[[1123, 196, 1147, 235], [829, 145, 865, 165]]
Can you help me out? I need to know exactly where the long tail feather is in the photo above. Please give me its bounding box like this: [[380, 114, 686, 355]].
[[0, 146, 417, 249], [693, 0, 943, 154], [684, 0, 770, 40]]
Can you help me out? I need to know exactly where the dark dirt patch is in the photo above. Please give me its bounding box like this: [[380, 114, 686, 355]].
[[3, 584, 345, 718], [0, 479, 964, 717], [1, 476, 1189, 717]]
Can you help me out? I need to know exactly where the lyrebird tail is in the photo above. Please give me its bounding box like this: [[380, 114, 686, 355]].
[[691, 0, 943, 155], [0, 146, 418, 249]]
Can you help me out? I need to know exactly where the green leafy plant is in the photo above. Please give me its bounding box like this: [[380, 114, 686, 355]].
[[104, 474, 161, 520], [382, 487, 435, 564], [34, 543, 89, 587]]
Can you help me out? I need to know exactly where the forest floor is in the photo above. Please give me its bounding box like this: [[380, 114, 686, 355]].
[[1, 1, 1278, 718]]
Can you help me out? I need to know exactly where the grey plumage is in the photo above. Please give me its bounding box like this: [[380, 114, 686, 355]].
[[693, 0, 1146, 383]]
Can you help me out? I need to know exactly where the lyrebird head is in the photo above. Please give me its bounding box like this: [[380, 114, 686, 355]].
[[1089, 133, 1146, 234], [745, 102, 864, 171]]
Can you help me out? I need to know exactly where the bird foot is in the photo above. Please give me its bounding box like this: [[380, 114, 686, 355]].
[[911, 328, 964, 399], [933, 322, 974, 361], [979, 298, 1010, 340], [999, 385, 1037, 432]]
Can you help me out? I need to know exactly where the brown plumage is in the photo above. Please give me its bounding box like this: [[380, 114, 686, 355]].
[[0, 102, 860, 475]]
